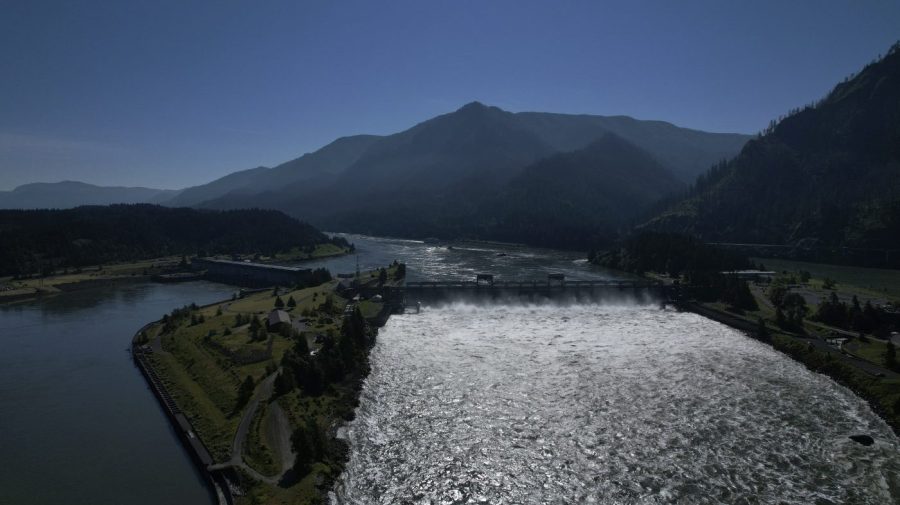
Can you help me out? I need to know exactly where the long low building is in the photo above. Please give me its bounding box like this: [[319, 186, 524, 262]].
[[192, 258, 313, 287]]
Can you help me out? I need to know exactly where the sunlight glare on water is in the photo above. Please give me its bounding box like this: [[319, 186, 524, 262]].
[[332, 302, 899, 505]]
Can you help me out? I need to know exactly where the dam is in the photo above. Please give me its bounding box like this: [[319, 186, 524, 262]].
[[393, 274, 673, 306]]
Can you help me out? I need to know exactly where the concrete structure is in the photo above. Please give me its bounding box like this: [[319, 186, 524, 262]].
[[193, 258, 312, 287], [398, 275, 671, 307], [720, 270, 777, 281]]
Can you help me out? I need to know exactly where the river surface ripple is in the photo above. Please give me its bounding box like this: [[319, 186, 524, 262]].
[[332, 303, 899, 505]]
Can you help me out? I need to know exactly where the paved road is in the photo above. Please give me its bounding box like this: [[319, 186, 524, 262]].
[[208, 368, 296, 485], [265, 401, 295, 475]]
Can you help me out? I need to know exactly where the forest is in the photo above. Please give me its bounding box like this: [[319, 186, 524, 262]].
[[0, 204, 349, 277]]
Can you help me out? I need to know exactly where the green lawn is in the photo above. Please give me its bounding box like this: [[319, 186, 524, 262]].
[[844, 338, 893, 366], [754, 257, 900, 300]]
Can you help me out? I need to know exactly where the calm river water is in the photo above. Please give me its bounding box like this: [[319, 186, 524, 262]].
[[0, 234, 896, 504]]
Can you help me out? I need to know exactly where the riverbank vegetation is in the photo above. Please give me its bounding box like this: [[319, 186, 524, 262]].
[[0, 255, 183, 303], [0, 204, 348, 277], [592, 231, 900, 434], [141, 263, 401, 504]]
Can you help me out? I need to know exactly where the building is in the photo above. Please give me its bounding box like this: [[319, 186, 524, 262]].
[[192, 258, 313, 287], [720, 270, 777, 282], [267, 309, 291, 330]]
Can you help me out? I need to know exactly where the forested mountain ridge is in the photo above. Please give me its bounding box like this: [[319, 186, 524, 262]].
[[471, 134, 685, 248], [191, 102, 749, 211], [315, 133, 684, 249], [0, 205, 343, 276], [183, 102, 747, 248], [644, 42, 900, 259], [166, 134, 382, 207]]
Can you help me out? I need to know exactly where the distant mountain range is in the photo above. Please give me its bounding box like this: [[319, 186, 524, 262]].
[[5, 44, 899, 259], [0, 181, 179, 209], [1, 103, 752, 248], [173, 103, 748, 248], [644, 42, 900, 260]]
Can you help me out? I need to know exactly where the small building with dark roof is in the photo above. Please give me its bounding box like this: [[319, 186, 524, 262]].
[[267, 309, 291, 330]]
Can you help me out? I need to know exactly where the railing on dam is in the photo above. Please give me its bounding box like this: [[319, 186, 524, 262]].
[[391, 276, 674, 307], [403, 279, 659, 290]]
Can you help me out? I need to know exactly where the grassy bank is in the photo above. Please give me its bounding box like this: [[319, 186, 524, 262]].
[[0, 256, 182, 303], [143, 264, 400, 505]]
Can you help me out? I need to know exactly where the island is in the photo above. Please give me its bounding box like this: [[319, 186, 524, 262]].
[[133, 262, 405, 504]]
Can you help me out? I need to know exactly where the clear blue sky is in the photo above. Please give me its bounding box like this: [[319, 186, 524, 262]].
[[1, 0, 898, 190]]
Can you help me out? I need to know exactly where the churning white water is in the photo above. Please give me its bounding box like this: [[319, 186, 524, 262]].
[[332, 303, 899, 504]]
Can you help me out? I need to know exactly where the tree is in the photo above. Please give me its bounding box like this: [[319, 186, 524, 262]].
[[275, 296, 285, 309], [768, 284, 788, 308], [823, 277, 837, 290], [287, 296, 296, 308], [234, 375, 255, 415], [378, 268, 387, 286], [756, 317, 769, 338], [782, 293, 808, 330], [775, 307, 787, 329], [885, 341, 898, 371]]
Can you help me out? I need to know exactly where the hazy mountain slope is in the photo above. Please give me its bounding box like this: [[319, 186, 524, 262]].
[[166, 135, 381, 207], [333, 102, 556, 193], [257, 134, 381, 191], [197, 102, 748, 214], [645, 43, 900, 253], [200, 102, 559, 219], [163, 166, 270, 207], [317, 134, 683, 248], [514, 112, 750, 183], [0, 181, 179, 209]]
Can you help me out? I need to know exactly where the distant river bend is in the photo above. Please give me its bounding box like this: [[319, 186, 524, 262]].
[[332, 303, 899, 504]]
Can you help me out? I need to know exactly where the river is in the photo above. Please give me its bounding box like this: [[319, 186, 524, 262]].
[[0, 235, 618, 504], [0, 281, 234, 505], [0, 235, 896, 504], [332, 304, 900, 504]]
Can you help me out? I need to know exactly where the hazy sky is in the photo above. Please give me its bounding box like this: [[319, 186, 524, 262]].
[[1, 1, 898, 191]]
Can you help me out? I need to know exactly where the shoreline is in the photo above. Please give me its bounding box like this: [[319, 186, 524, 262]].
[[131, 298, 236, 505], [677, 301, 900, 438], [130, 280, 390, 504]]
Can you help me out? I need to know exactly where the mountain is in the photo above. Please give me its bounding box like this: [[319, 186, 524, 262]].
[[644, 42, 900, 264], [164, 166, 270, 207], [0, 181, 179, 209], [165, 135, 382, 207], [300, 133, 684, 248], [469, 133, 686, 247], [187, 102, 748, 247], [513, 112, 749, 183]]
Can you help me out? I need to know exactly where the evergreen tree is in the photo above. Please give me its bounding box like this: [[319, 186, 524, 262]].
[[287, 295, 296, 308], [275, 296, 285, 309], [886, 341, 898, 370]]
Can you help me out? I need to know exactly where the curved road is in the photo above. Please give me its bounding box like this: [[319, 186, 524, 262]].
[[209, 368, 296, 485]]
